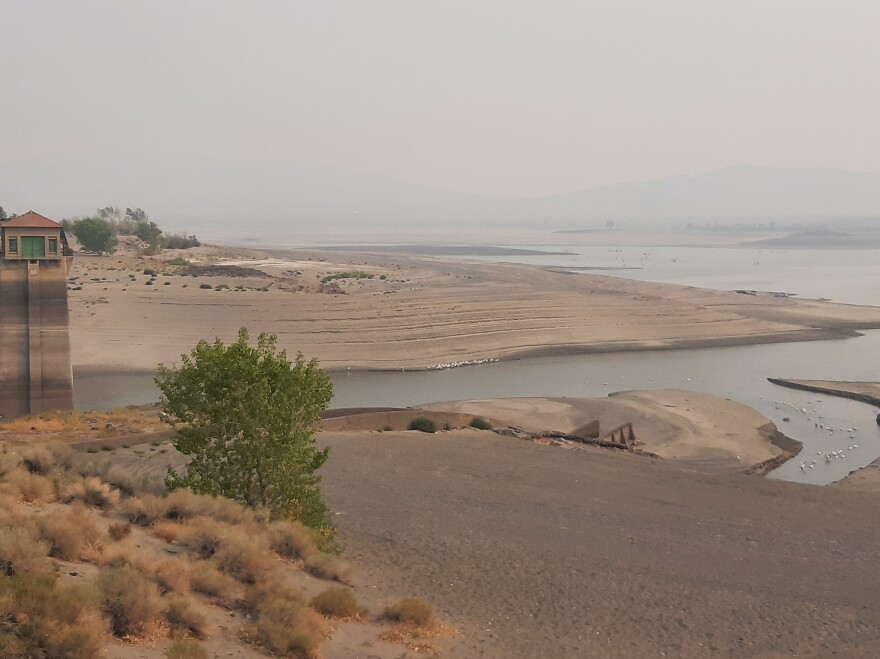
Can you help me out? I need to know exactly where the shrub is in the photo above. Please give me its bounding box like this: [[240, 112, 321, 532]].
[[166, 639, 208, 659], [0, 526, 53, 574], [143, 557, 191, 594], [37, 509, 101, 561], [305, 553, 352, 583], [108, 522, 132, 541], [122, 494, 169, 526], [164, 594, 208, 639], [250, 598, 326, 657], [212, 529, 273, 583], [0, 573, 105, 658], [242, 583, 325, 657], [198, 283, 213, 289], [408, 417, 437, 433], [18, 444, 57, 475], [268, 519, 317, 561], [309, 587, 368, 620], [4, 469, 55, 503], [469, 416, 492, 430], [383, 597, 434, 627], [188, 562, 239, 607], [62, 476, 121, 509], [97, 566, 163, 637], [153, 520, 185, 543]]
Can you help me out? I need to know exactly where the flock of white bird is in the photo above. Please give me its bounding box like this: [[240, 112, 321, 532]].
[[429, 357, 500, 370], [758, 395, 861, 471]]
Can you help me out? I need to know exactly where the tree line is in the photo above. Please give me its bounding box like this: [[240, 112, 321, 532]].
[[62, 207, 201, 255]]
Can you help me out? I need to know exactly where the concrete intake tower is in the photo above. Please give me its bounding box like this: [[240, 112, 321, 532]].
[[0, 211, 74, 418]]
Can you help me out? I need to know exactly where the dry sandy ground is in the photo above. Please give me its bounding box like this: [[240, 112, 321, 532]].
[[67, 247, 880, 373], [319, 430, 880, 659]]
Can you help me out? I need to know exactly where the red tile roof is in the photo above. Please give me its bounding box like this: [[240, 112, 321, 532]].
[[2, 211, 63, 229]]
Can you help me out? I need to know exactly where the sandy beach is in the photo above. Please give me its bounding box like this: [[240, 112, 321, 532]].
[[68, 247, 880, 373]]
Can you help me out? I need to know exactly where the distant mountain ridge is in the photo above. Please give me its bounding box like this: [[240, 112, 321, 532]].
[[1, 157, 879, 234]]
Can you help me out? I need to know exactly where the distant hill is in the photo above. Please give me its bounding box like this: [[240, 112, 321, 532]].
[[1, 158, 879, 236]]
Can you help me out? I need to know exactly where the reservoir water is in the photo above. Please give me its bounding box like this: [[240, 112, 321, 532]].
[[74, 330, 880, 486], [73, 244, 880, 486]]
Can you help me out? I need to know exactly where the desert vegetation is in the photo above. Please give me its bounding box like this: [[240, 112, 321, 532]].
[[0, 439, 451, 657]]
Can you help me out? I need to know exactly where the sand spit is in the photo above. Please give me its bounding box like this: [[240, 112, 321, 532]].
[[68, 248, 880, 372]]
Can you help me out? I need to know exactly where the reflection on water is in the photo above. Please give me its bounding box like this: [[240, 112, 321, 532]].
[[74, 331, 880, 486]]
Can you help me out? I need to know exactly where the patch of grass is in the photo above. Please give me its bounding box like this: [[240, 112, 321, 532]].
[[408, 417, 437, 433], [383, 597, 435, 627], [0, 526, 53, 574], [320, 270, 374, 284], [188, 562, 240, 607], [37, 508, 101, 561], [0, 573, 105, 658], [309, 587, 368, 620], [143, 557, 191, 594], [4, 469, 55, 503], [165, 639, 208, 659], [107, 521, 132, 541], [122, 494, 169, 526], [62, 476, 121, 510], [305, 553, 352, 583], [97, 566, 163, 637], [468, 416, 493, 430], [164, 594, 208, 639], [212, 529, 273, 583], [91, 540, 135, 568], [242, 583, 326, 657], [268, 519, 317, 561]]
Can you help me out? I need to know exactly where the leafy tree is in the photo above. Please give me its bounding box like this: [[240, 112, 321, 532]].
[[156, 328, 335, 533], [72, 217, 117, 253], [135, 220, 164, 252], [125, 207, 148, 224], [0, 206, 7, 221]]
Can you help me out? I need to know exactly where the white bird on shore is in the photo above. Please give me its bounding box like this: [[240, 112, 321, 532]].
[[853, 444, 859, 449], [800, 462, 806, 471]]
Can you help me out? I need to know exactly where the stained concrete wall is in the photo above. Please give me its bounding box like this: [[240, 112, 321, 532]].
[[0, 258, 73, 418]]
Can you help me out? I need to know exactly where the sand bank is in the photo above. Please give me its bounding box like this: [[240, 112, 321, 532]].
[[68, 248, 880, 372]]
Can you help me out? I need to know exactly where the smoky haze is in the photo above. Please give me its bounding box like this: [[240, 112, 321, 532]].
[[2, 1, 880, 234]]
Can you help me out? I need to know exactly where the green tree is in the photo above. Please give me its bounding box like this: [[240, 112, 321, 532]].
[[72, 217, 117, 253], [0, 206, 7, 221], [156, 328, 335, 532], [135, 220, 164, 252]]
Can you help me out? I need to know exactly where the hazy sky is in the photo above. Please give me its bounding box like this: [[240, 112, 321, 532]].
[[3, 1, 879, 196]]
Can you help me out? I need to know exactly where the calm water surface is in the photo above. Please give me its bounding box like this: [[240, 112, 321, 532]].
[[466, 245, 880, 306]]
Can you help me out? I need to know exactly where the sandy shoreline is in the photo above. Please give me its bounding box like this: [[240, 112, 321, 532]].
[[67, 246, 880, 373]]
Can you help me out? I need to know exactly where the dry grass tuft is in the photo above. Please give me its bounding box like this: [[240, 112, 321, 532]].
[[383, 597, 435, 627], [153, 520, 186, 543], [97, 566, 163, 637], [62, 475, 121, 509], [17, 444, 57, 475], [0, 573, 106, 658], [164, 593, 208, 639], [4, 468, 56, 503], [242, 582, 326, 658], [90, 540, 135, 568], [309, 587, 368, 620], [188, 562, 240, 607], [143, 557, 191, 594], [212, 529, 274, 584], [268, 519, 317, 561], [0, 526, 53, 574], [165, 638, 209, 659], [305, 552, 352, 583], [122, 494, 170, 526], [37, 508, 101, 561], [108, 521, 132, 541]]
